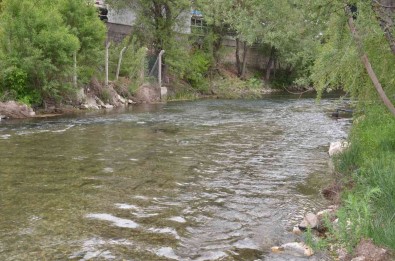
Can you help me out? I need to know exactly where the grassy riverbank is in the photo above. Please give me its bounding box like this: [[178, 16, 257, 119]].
[[331, 105, 395, 253]]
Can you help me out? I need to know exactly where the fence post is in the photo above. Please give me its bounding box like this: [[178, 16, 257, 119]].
[[105, 42, 111, 87], [73, 52, 77, 88], [158, 50, 165, 99], [116, 47, 127, 81]]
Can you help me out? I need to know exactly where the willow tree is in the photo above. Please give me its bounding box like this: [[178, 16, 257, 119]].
[[311, 1, 395, 116]]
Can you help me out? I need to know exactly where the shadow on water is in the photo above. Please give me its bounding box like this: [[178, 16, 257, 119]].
[[0, 96, 350, 260]]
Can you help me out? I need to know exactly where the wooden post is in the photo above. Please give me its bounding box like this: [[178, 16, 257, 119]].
[[116, 47, 127, 81], [105, 42, 111, 87]]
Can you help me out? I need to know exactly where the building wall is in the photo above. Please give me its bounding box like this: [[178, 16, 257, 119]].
[[221, 38, 267, 70]]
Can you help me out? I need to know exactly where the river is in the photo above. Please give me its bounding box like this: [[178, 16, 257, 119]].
[[0, 96, 350, 260]]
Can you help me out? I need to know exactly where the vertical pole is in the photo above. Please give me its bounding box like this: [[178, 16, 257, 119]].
[[105, 42, 111, 87], [73, 52, 77, 88], [116, 47, 127, 81], [158, 50, 165, 100], [140, 47, 148, 82]]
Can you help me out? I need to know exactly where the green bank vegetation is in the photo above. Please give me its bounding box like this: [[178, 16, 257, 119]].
[[309, 0, 395, 254]]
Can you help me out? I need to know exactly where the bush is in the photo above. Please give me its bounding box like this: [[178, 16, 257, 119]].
[[1, 66, 41, 105]]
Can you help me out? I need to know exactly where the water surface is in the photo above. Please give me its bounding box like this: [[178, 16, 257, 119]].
[[0, 97, 350, 260]]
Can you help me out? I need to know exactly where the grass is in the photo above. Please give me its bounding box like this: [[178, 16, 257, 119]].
[[332, 104, 395, 251]]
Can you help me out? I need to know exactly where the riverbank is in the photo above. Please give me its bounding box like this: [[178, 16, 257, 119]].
[[0, 73, 302, 120], [307, 105, 394, 260]]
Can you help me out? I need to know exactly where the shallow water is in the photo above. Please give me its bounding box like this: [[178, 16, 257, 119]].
[[0, 97, 350, 260]]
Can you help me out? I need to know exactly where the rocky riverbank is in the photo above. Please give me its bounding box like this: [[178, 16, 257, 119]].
[[270, 141, 392, 260]]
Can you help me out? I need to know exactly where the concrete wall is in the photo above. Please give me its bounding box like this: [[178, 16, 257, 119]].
[[106, 5, 191, 42], [108, 8, 136, 26], [221, 37, 267, 70]]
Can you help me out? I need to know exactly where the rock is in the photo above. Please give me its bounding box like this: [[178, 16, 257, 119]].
[[135, 84, 161, 103], [329, 141, 350, 157], [0, 101, 36, 119], [102, 104, 114, 109], [94, 96, 105, 107], [117, 94, 126, 104], [299, 213, 318, 230], [127, 99, 136, 104], [337, 247, 351, 261], [354, 239, 389, 261], [81, 96, 100, 110], [271, 246, 284, 253], [161, 86, 168, 99], [277, 242, 314, 257], [351, 257, 366, 261], [292, 226, 303, 235]]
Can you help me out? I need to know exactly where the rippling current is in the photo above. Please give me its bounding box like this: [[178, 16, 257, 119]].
[[0, 97, 350, 260]]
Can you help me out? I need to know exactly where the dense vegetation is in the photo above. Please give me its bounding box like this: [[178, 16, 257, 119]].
[[0, 0, 394, 254], [308, 0, 395, 253], [0, 0, 105, 105]]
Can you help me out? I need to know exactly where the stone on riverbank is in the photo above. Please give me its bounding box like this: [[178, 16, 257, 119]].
[[0, 101, 35, 119], [135, 84, 161, 103], [352, 239, 389, 261], [329, 141, 350, 157], [271, 242, 314, 257], [299, 213, 319, 230]]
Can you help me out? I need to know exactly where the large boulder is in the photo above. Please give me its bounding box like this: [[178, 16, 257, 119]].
[[0, 101, 36, 119], [135, 84, 161, 103]]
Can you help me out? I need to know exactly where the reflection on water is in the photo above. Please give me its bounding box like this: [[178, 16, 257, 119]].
[[0, 97, 350, 260]]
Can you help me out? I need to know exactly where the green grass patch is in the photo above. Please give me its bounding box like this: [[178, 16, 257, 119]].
[[333, 104, 395, 251]]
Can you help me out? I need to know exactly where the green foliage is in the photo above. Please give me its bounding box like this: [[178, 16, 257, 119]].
[[185, 50, 211, 91], [311, 1, 395, 106], [110, 36, 147, 82], [0, 0, 106, 105], [333, 105, 395, 250]]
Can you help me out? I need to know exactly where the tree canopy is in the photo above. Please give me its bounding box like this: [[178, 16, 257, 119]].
[[0, 0, 106, 105]]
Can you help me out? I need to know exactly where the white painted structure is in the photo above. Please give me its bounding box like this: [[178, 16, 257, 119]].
[[95, 1, 191, 34]]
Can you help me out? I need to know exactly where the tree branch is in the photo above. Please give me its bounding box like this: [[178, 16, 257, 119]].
[[346, 7, 395, 117]]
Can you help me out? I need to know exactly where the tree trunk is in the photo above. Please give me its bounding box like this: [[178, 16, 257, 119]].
[[235, 38, 242, 77], [265, 46, 276, 81], [371, 0, 395, 55], [241, 41, 248, 79], [347, 9, 395, 117]]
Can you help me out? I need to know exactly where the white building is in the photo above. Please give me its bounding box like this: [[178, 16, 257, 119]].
[[94, 1, 192, 41]]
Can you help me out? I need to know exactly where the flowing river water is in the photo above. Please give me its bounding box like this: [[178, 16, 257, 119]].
[[0, 97, 350, 260]]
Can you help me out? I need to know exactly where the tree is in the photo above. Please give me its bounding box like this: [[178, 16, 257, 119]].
[[0, 0, 106, 104], [198, 0, 318, 83], [311, 0, 395, 116], [106, 0, 190, 55]]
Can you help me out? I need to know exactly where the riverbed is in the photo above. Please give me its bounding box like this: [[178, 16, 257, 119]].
[[0, 97, 350, 260]]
